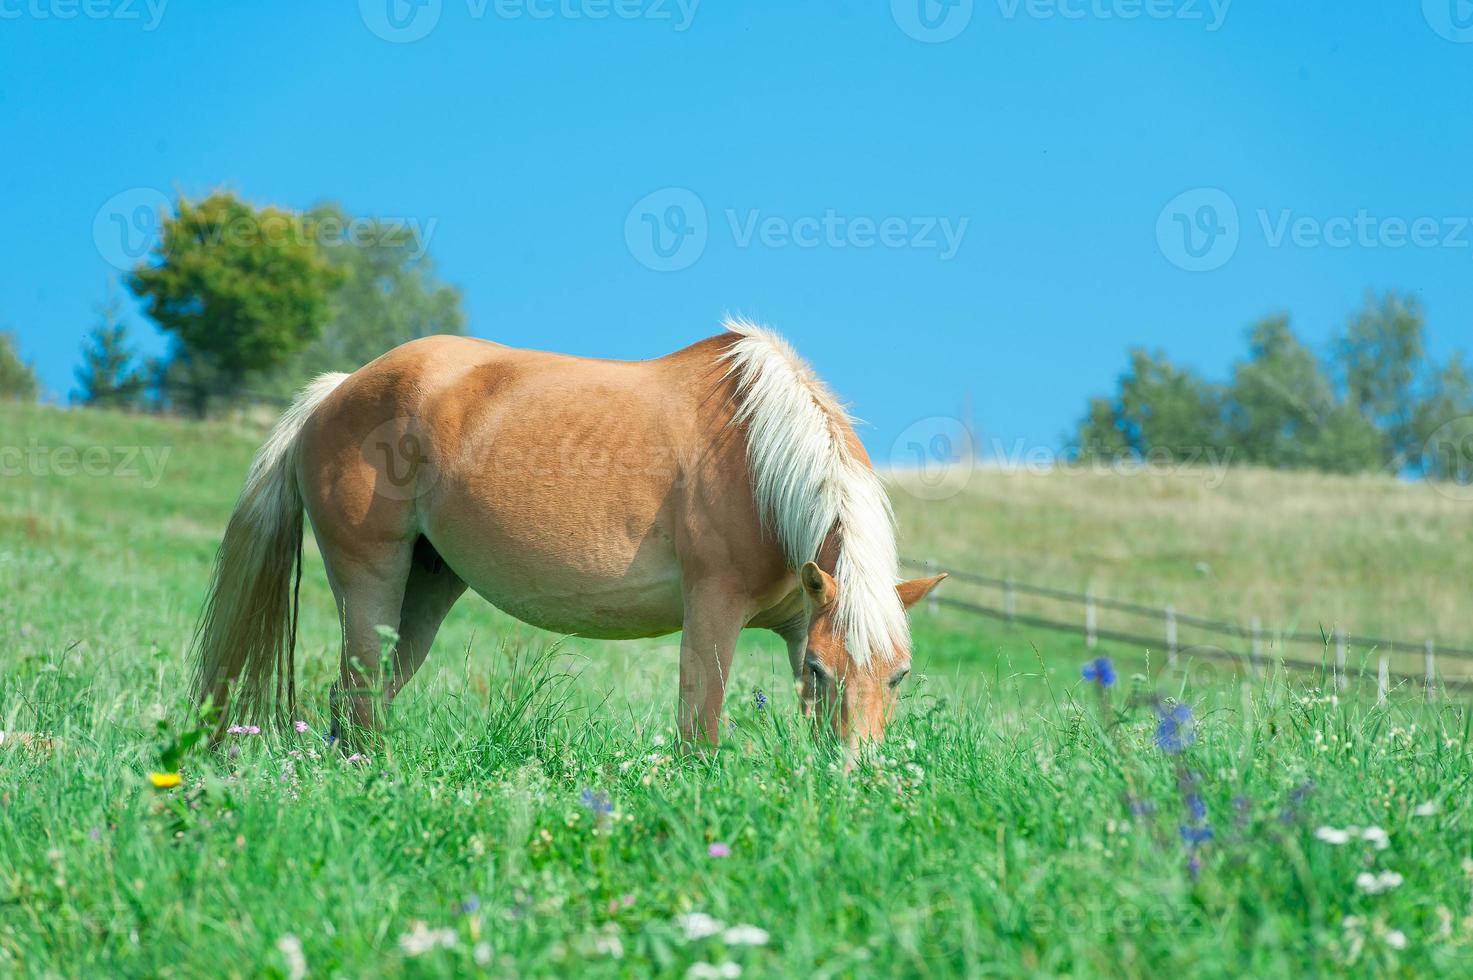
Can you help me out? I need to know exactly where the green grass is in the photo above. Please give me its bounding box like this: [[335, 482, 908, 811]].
[[3, 402, 1472, 977]]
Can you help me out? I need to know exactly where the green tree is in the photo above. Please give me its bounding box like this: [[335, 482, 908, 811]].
[[1225, 315, 1382, 472], [1334, 291, 1427, 467], [0, 330, 38, 401], [127, 192, 344, 414], [263, 203, 465, 393], [1073, 349, 1223, 460], [74, 286, 143, 407], [1413, 353, 1473, 483]]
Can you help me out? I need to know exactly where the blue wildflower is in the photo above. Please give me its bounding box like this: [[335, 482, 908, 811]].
[[1179, 824, 1213, 846], [754, 687, 767, 711], [579, 787, 613, 814], [460, 894, 481, 915], [1154, 703, 1195, 753], [1185, 792, 1206, 821], [1080, 657, 1116, 687]]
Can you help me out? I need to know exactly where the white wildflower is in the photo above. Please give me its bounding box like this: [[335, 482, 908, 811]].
[[1414, 801, 1438, 817], [1356, 871, 1404, 894], [722, 924, 770, 946], [1361, 826, 1390, 850], [678, 913, 725, 941], [398, 921, 458, 956], [275, 934, 306, 980], [687, 963, 741, 979], [1315, 826, 1351, 844], [1385, 929, 1408, 949]]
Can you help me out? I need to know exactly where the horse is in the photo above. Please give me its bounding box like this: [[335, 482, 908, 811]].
[[190, 317, 945, 747]]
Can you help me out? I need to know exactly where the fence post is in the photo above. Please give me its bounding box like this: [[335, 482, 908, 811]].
[[1165, 605, 1177, 667], [1425, 640, 1436, 700], [1085, 591, 1097, 649], [1250, 617, 1262, 677], [924, 560, 939, 616], [1377, 654, 1389, 705], [1004, 577, 1016, 623], [1335, 630, 1348, 691]]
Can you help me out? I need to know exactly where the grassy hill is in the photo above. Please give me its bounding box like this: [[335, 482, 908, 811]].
[[2, 401, 1471, 976]]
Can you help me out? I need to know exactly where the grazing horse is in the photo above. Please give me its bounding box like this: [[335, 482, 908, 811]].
[[191, 318, 945, 746]]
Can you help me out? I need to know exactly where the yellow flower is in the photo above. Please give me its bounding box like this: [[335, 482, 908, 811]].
[[148, 771, 181, 788]]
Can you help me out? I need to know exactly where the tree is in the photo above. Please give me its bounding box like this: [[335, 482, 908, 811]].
[[1413, 353, 1473, 483], [1334, 291, 1427, 468], [262, 203, 465, 393], [74, 285, 143, 407], [127, 192, 344, 413], [1073, 349, 1223, 461], [0, 331, 38, 401]]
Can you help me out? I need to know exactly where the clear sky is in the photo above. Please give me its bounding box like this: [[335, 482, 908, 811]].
[[2, 1, 1470, 464]]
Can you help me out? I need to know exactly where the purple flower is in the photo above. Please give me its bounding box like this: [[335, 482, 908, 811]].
[[580, 787, 613, 814], [753, 688, 768, 711], [1080, 657, 1116, 687], [345, 753, 367, 765], [460, 894, 480, 914], [293, 720, 309, 734], [708, 842, 730, 858], [1154, 703, 1195, 754], [226, 724, 261, 735], [1186, 792, 1206, 821]]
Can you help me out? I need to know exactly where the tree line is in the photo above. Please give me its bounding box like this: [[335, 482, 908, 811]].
[[0, 191, 464, 415], [1074, 293, 1473, 483]]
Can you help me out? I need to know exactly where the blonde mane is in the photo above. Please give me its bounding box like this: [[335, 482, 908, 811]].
[[720, 316, 908, 666]]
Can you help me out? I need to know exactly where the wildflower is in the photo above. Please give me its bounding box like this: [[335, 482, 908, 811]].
[[147, 772, 181, 788], [1315, 826, 1351, 844], [708, 842, 731, 858], [1080, 657, 1116, 687], [1185, 792, 1206, 821], [1356, 870, 1404, 894], [687, 963, 741, 980], [580, 787, 614, 814], [1414, 801, 1438, 817], [276, 934, 307, 980], [398, 921, 458, 956], [459, 895, 480, 915], [1179, 825, 1213, 846], [473, 942, 492, 965], [345, 753, 367, 765], [592, 927, 624, 959], [722, 924, 769, 946], [677, 912, 724, 940], [227, 725, 261, 735], [753, 688, 767, 711], [1153, 702, 1195, 754], [293, 720, 309, 734], [1385, 929, 1408, 949], [1361, 826, 1389, 850]]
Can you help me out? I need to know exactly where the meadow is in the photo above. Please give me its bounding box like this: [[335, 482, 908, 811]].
[[3, 401, 1472, 977]]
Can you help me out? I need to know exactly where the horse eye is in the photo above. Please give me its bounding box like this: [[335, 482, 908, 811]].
[[806, 658, 828, 683], [888, 668, 911, 688]]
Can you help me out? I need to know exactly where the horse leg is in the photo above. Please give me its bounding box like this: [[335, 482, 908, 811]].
[[320, 538, 414, 741], [385, 541, 467, 707], [677, 585, 747, 744]]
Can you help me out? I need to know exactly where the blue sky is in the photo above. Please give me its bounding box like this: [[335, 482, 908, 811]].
[[2, 1, 1471, 464]]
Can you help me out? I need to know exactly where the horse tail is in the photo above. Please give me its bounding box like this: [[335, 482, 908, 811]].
[[190, 372, 349, 729]]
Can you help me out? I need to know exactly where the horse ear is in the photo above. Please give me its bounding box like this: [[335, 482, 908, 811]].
[[799, 561, 836, 606], [897, 573, 947, 610]]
